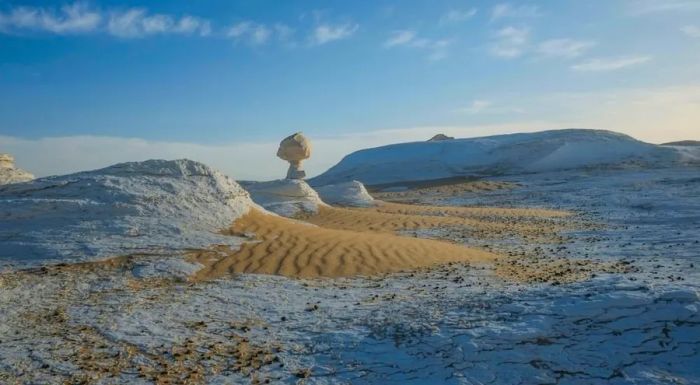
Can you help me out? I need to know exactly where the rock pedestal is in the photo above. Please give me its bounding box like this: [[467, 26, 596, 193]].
[[276, 132, 312, 179]]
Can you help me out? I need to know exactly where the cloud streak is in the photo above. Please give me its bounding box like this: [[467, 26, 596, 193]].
[[458, 100, 493, 114], [571, 56, 651, 72], [537, 39, 596, 58], [440, 9, 477, 24], [225, 21, 273, 45], [0, 2, 101, 34], [490, 26, 530, 58], [491, 3, 541, 21], [0, 2, 358, 48], [0, 2, 211, 38], [384, 30, 451, 61], [310, 23, 358, 45], [107, 9, 210, 38]]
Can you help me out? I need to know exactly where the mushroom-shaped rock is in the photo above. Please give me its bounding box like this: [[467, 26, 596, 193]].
[[0, 153, 34, 185], [277, 132, 312, 179]]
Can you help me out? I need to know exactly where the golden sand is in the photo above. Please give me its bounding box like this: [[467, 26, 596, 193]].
[[371, 201, 569, 218], [188, 209, 498, 280], [301, 202, 571, 246], [371, 180, 518, 202]]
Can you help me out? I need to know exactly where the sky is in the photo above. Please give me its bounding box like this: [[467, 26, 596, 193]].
[[1, 0, 699, 179]]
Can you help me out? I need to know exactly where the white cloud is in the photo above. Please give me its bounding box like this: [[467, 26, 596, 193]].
[[571, 56, 651, 71], [310, 23, 358, 45], [491, 3, 541, 21], [0, 2, 210, 38], [537, 39, 596, 58], [458, 100, 493, 114], [225, 21, 272, 45], [0, 2, 101, 34], [681, 25, 700, 38], [384, 30, 451, 61], [176, 16, 212, 36], [490, 26, 530, 58], [384, 30, 416, 47], [107, 9, 210, 38], [440, 9, 477, 24]]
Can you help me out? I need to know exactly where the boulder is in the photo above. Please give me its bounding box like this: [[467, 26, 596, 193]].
[[240, 179, 326, 217], [315, 181, 375, 207]]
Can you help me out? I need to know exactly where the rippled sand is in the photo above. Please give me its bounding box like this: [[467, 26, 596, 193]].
[[188, 201, 571, 280], [189, 209, 498, 280]]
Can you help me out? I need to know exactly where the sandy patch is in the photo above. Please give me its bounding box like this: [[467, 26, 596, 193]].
[[188, 209, 498, 280], [495, 254, 638, 285], [369, 201, 568, 219], [370, 180, 518, 202], [302, 202, 572, 245]]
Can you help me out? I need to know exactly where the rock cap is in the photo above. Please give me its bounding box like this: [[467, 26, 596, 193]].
[[277, 132, 312, 162]]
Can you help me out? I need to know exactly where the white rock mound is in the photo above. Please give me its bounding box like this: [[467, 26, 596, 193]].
[[315, 181, 375, 207], [0, 153, 34, 185], [240, 179, 326, 217], [311, 129, 684, 186], [0, 159, 256, 267]]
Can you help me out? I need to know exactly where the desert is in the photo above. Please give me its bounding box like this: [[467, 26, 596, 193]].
[[1, 2, 699, 384], [1, 129, 699, 384]]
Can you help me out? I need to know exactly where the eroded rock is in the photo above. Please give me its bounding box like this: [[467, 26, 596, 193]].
[[0, 153, 34, 185], [276, 133, 311, 179]]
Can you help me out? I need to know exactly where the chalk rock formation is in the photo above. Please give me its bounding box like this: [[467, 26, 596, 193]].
[[0, 159, 256, 266], [428, 134, 455, 141], [315, 180, 375, 207], [0, 153, 34, 185], [240, 179, 326, 218], [277, 132, 311, 179], [312, 129, 682, 186]]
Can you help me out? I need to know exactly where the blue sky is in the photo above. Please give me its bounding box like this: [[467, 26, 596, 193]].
[[1, 0, 699, 178]]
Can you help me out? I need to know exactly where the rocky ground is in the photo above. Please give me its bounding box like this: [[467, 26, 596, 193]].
[[1, 167, 699, 384]]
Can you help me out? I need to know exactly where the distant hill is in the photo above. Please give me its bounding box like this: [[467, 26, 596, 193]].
[[662, 140, 700, 146], [311, 129, 692, 187]]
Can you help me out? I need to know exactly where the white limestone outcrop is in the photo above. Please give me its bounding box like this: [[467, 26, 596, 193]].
[[315, 180, 375, 207], [0, 153, 34, 185], [241, 179, 326, 217], [0, 159, 256, 266]]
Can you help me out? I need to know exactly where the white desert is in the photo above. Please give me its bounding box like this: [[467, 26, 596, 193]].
[[1, 130, 697, 385]]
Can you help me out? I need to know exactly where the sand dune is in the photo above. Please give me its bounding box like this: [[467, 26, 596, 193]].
[[188, 209, 498, 280], [188, 201, 571, 280]]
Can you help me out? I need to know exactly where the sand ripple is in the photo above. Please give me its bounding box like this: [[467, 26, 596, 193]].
[[189, 209, 498, 280]]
